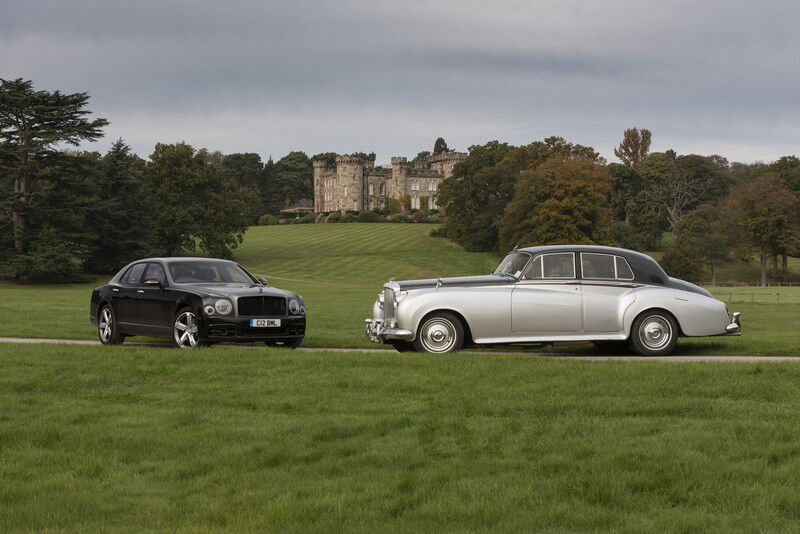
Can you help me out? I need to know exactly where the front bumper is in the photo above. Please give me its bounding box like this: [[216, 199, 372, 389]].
[[724, 311, 741, 336], [365, 319, 413, 343], [204, 315, 306, 342]]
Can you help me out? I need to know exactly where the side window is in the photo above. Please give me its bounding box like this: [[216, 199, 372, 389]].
[[581, 253, 616, 279], [524, 255, 543, 279], [542, 253, 575, 279], [122, 263, 147, 285], [144, 263, 167, 284], [615, 256, 634, 280]]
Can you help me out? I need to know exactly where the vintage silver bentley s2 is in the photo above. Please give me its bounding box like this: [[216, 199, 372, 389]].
[[365, 245, 741, 355]]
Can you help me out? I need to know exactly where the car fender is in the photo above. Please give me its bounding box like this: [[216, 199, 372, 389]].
[[624, 286, 728, 337]]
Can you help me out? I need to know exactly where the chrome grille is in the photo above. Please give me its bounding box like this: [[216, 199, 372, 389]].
[[237, 296, 286, 316]]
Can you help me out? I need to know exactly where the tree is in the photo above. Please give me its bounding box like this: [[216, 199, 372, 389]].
[[437, 136, 604, 252], [498, 158, 613, 251], [728, 173, 800, 286], [84, 139, 154, 274], [637, 152, 731, 231], [661, 204, 734, 284], [147, 143, 251, 258], [0, 78, 107, 253], [614, 127, 651, 167], [414, 150, 431, 162], [262, 151, 313, 213], [433, 137, 449, 154], [221, 152, 263, 221]]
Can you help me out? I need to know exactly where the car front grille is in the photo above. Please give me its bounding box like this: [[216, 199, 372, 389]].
[[237, 296, 287, 316]]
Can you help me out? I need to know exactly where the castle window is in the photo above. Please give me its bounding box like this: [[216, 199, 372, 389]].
[[379, 183, 385, 195], [429, 182, 436, 192], [430, 196, 437, 209], [411, 196, 420, 210], [369, 183, 374, 195]]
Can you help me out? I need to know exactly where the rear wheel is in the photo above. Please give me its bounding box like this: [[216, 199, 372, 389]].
[[412, 312, 465, 354], [630, 310, 678, 356], [173, 309, 202, 349], [98, 304, 125, 345]]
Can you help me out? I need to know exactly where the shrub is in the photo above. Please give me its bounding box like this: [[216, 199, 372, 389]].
[[386, 198, 403, 214], [357, 210, 380, 222], [327, 211, 341, 223], [422, 215, 442, 224], [389, 213, 413, 223], [430, 226, 446, 237], [341, 212, 356, 223], [294, 213, 316, 224], [258, 214, 280, 226], [412, 210, 428, 222]]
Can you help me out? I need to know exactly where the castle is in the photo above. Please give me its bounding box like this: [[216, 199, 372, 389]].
[[313, 151, 467, 213]]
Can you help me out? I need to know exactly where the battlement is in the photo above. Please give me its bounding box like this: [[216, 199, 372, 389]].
[[428, 151, 468, 163], [312, 158, 334, 169], [390, 156, 408, 165]]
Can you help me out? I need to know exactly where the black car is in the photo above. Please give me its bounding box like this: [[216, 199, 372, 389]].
[[89, 257, 305, 348]]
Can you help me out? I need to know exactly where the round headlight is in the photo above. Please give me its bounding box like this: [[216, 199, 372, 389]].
[[204, 305, 215, 315], [288, 298, 301, 315], [214, 299, 233, 315]]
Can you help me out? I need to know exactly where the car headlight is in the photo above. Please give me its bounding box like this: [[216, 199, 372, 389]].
[[204, 305, 215, 315], [214, 299, 233, 315], [288, 298, 302, 315]]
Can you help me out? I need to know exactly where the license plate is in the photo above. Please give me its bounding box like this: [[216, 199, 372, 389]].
[[250, 318, 281, 327]]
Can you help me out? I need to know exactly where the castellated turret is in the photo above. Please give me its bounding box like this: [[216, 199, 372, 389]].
[[313, 151, 466, 213]]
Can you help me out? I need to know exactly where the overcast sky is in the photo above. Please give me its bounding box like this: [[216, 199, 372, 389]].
[[2, 0, 798, 164]]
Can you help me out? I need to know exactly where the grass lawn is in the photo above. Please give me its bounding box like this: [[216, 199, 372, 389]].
[[2, 343, 800, 531], [0, 224, 797, 355]]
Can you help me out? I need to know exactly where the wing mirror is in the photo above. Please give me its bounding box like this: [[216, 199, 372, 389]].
[[144, 278, 166, 290], [258, 277, 269, 285]]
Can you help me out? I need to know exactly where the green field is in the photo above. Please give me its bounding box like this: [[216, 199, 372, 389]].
[[3, 343, 800, 531], [0, 224, 798, 355]]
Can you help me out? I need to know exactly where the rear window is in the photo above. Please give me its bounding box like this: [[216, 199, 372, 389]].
[[581, 253, 635, 281], [121, 263, 147, 284]]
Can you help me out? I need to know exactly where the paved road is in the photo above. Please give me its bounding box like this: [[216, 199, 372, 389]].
[[0, 337, 796, 362]]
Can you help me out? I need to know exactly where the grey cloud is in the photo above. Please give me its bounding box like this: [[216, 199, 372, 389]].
[[1, 0, 798, 162]]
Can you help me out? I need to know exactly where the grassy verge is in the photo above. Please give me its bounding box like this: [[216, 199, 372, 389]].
[[2, 343, 800, 531]]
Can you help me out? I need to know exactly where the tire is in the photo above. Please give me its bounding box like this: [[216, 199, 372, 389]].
[[412, 312, 465, 354], [173, 308, 203, 349], [388, 341, 415, 353], [629, 310, 678, 356], [98, 304, 125, 345]]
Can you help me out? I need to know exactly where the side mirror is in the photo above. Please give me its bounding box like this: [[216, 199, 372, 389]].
[[258, 277, 269, 285], [144, 278, 165, 290]]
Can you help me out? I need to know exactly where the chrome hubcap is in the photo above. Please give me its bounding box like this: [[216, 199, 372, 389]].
[[99, 308, 112, 342], [639, 315, 672, 350], [174, 311, 200, 348], [420, 317, 457, 353]]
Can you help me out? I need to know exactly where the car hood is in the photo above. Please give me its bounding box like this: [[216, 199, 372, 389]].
[[174, 283, 296, 299], [395, 274, 515, 290]]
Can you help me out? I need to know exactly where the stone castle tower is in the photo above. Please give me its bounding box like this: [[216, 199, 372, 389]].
[[314, 151, 466, 213]]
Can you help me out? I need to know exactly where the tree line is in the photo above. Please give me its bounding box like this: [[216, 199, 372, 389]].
[[0, 79, 317, 281], [437, 129, 800, 286]]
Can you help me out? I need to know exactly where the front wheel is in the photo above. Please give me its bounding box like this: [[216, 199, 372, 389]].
[[412, 312, 465, 353], [630, 311, 678, 356], [98, 304, 125, 345], [173, 309, 202, 349]]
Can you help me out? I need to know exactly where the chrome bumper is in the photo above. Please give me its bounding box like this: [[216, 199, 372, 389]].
[[364, 319, 413, 343], [724, 312, 741, 336]]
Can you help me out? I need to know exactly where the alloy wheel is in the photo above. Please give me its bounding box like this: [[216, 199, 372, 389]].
[[174, 311, 200, 348]]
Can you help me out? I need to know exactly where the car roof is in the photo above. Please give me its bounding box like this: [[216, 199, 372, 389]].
[[515, 244, 655, 262], [133, 257, 236, 263]]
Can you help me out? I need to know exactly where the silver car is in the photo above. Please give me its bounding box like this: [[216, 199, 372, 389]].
[[365, 245, 741, 356]]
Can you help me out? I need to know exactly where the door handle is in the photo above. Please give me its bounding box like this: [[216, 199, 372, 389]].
[[136, 290, 144, 294], [112, 288, 119, 292]]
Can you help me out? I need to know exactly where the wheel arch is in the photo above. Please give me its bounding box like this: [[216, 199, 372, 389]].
[[628, 306, 685, 338], [416, 308, 474, 345]]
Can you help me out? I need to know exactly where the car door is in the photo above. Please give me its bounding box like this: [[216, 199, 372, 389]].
[[114, 262, 147, 329], [511, 252, 582, 334], [135, 262, 173, 334], [580, 253, 637, 333]]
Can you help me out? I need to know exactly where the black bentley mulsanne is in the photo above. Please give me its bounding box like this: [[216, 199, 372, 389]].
[[89, 257, 305, 348]]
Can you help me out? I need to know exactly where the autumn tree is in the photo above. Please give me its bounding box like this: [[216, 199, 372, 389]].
[[498, 158, 613, 251], [614, 127, 651, 167], [0, 78, 107, 253], [728, 173, 800, 286], [438, 136, 603, 252]]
